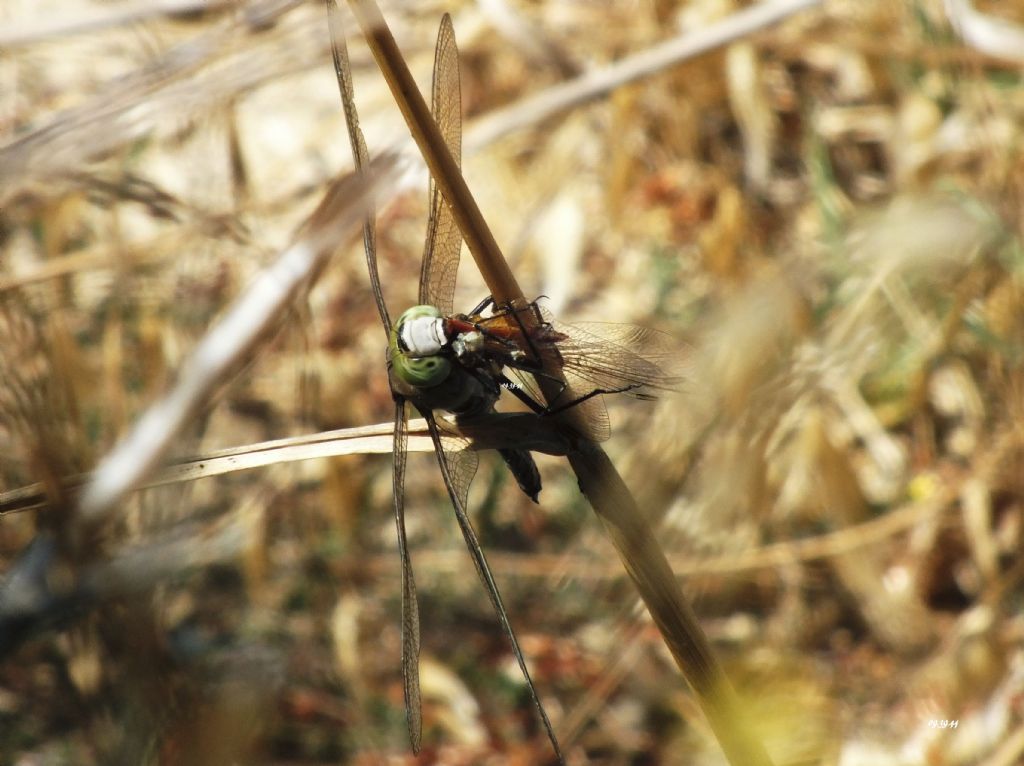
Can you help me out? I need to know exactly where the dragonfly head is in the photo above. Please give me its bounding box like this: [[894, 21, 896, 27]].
[[390, 305, 452, 387]]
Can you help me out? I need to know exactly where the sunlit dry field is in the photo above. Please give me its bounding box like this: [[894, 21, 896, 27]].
[[2, 1, 1023, 764]]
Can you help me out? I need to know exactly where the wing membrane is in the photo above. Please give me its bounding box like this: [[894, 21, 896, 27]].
[[391, 399, 422, 750], [419, 14, 463, 315], [430, 414, 479, 511], [327, 0, 390, 334], [424, 416, 564, 762], [330, 1, 421, 747], [509, 364, 611, 442], [509, 312, 683, 442], [546, 315, 682, 399]]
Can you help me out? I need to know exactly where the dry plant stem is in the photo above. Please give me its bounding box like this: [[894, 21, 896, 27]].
[[74, 160, 396, 534], [345, 0, 520, 305], [0, 415, 569, 516], [345, 2, 773, 764], [466, 0, 822, 151], [569, 444, 773, 766]]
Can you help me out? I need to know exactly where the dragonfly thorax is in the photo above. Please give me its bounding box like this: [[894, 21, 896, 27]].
[[450, 329, 484, 359]]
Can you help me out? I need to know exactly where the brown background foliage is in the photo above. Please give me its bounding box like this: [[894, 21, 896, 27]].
[[1, 1, 1023, 763]]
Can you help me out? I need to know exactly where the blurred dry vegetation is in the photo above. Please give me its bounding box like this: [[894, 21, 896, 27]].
[[2, 0, 1024, 763]]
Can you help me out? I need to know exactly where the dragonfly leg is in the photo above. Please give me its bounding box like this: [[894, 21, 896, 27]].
[[497, 361, 580, 412], [500, 363, 640, 415], [506, 363, 572, 402], [496, 373, 547, 413], [466, 294, 495, 316], [544, 383, 644, 416]]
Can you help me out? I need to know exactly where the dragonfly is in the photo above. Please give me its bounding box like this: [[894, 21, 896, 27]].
[[328, 5, 679, 759]]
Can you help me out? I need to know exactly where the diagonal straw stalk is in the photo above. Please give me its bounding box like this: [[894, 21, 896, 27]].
[[343, 1, 774, 763]]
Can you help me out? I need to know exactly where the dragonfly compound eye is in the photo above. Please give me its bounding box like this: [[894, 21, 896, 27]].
[[395, 305, 446, 353], [390, 306, 452, 387], [395, 353, 451, 387]]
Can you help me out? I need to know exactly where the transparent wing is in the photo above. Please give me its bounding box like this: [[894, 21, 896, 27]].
[[509, 364, 611, 442], [391, 399, 422, 751], [429, 413, 478, 512], [548, 314, 683, 398], [423, 415, 564, 762], [510, 312, 683, 442], [419, 13, 463, 315], [327, 0, 390, 334]]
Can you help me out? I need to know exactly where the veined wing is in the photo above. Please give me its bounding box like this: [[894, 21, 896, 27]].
[[510, 311, 683, 442], [418, 13, 462, 316], [327, 0, 390, 335], [423, 415, 563, 764], [548, 315, 682, 399], [390, 400, 422, 749], [429, 413, 478, 514], [329, 0, 420, 750]]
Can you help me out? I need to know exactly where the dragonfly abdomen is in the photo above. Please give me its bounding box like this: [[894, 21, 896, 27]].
[[496, 447, 542, 503]]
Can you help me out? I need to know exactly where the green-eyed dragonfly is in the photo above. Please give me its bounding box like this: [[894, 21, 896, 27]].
[[328, 6, 679, 759]]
